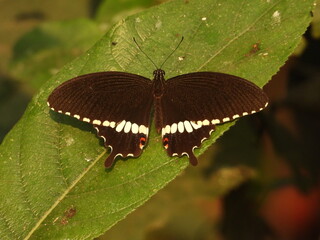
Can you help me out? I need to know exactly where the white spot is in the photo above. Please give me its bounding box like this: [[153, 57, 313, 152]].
[[109, 121, 116, 128], [93, 119, 101, 125], [50, 107, 55, 111], [115, 153, 123, 158], [155, 20, 162, 29], [202, 17, 207, 21], [212, 119, 220, 124], [139, 125, 148, 135], [172, 153, 178, 157], [182, 152, 189, 157], [191, 121, 200, 130], [127, 153, 134, 157], [65, 112, 71, 116], [209, 129, 215, 135], [184, 121, 193, 133], [171, 123, 178, 133], [131, 123, 139, 134], [96, 127, 106, 141], [47, 102, 50, 107], [202, 119, 210, 125], [265, 102, 269, 107], [197, 121, 203, 126], [223, 117, 230, 122], [251, 110, 256, 114], [178, 122, 184, 133], [201, 137, 207, 143], [74, 114, 80, 119], [232, 114, 240, 119], [242, 112, 248, 116], [83, 117, 90, 123], [58, 110, 62, 113], [116, 120, 126, 132], [165, 125, 171, 134], [124, 121, 132, 133], [273, 10, 280, 17], [103, 120, 110, 126], [65, 137, 74, 146], [272, 10, 281, 23], [178, 56, 184, 61]]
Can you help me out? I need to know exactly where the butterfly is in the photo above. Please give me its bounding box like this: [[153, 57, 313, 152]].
[[47, 38, 268, 168]]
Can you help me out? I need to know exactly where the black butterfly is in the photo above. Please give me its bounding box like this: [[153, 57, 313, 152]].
[[47, 39, 268, 168]]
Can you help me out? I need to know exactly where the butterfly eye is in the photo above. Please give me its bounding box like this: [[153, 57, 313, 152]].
[[163, 137, 169, 149], [139, 137, 146, 149], [153, 69, 166, 77]]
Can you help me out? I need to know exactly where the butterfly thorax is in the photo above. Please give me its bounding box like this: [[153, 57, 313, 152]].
[[152, 69, 166, 98], [152, 69, 166, 133]]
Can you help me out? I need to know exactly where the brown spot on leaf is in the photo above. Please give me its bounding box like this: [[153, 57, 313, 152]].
[[60, 206, 77, 225], [245, 42, 260, 57]]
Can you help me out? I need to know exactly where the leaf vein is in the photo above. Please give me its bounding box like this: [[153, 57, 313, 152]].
[[17, 127, 38, 218], [55, 125, 70, 188], [0, 206, 21, 240]]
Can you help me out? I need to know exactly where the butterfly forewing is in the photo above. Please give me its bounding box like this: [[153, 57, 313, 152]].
[[158, 72, 268, 165], [48, 72, 153, 167], [162, 72, 268, 123]]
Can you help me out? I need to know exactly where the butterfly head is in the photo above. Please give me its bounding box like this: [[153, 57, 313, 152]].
[[153, 69, 165, 78]]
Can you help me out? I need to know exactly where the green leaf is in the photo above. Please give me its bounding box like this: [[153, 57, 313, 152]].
[[10, 18, 104, 91], [0, 0, 315, 239]]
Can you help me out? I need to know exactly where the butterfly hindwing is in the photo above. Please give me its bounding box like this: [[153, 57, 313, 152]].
[[48, 72, 153, 167], [95, 125, 148, 167], [162, 123, 215, 165], [158, 72, 268, 165]]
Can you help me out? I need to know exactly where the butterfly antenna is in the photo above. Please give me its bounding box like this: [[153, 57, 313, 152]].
[[133, 37, 158, 69], [159, 36, 184, 69]]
